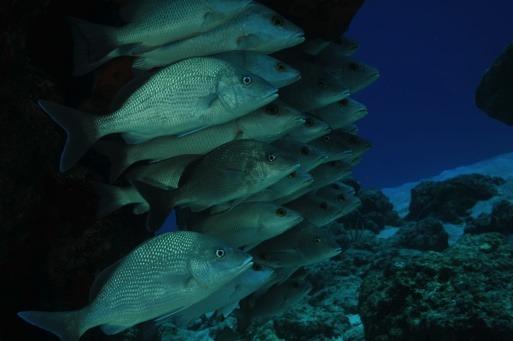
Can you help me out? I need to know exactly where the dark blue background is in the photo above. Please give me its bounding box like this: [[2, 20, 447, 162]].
[[348, 0, 513, 188]]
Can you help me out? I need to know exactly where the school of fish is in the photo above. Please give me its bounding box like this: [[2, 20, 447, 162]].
[[18, 1, 379, 339]]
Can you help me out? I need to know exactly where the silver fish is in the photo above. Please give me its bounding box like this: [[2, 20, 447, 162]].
[[133, 4, 305, 70], [311, 97, 368, 130], [192, 202, 303, 250], [278, 57, 350, 111], [166, 265, 273, 326], [134, 139, 300, 231], [18, 231, 253, 340], [310, 130, 371, 164], [245, 168, 313, 203], [70, 0, 253, 75], [272, 139, 328, 172], [285, 113, 332, 143], [94, 182, 149, 217], [96, 100, 304, 182], [253, 222, 341, 268], [214, 51, 301, 88], [39, 57, 278, 172]]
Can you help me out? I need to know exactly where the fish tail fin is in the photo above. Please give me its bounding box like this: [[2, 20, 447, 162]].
[[38, 100, 102, 172], [95, 140, 130, 182], [133, 180, 176, 232], [69, 17, 119, 76], [17, 309, 85, 341], [93, 182, 135, 218]]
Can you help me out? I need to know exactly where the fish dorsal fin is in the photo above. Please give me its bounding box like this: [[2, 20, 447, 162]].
[[89, 257, 124, 302]]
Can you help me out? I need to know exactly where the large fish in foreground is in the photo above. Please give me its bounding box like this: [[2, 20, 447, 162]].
[[132, 4, 305, 70], [18, 231, 253, 341], [96, 100, 304, 182], [71, 0, 253, 75], [40, 57, 278, 172], [134, 139, 300, 231], [192, 202, 303, 250]]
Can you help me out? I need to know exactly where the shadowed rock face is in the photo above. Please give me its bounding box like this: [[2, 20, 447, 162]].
[[359, 233, 513, 341], [1, 0, 366, 339], [406, 174, 505, 224], [260, 0, 365, 41], [476, 43, 513, 126]]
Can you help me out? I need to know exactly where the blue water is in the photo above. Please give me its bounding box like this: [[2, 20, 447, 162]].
[[348, 0, 513, 188]]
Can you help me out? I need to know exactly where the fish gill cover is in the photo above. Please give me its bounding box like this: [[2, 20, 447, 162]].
[[1, 0, 376, 340]]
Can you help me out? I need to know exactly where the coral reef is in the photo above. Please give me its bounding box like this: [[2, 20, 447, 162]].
[[476, 43, 513, 125], [406, 174, 505, 224], [359, 233, 513, 341], [339, 189, 403, 233], [466, 199, 513, 235], [389, 217, 449, 251]]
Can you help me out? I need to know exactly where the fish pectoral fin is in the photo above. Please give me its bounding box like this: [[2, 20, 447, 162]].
[[122, 132, 154, 144]]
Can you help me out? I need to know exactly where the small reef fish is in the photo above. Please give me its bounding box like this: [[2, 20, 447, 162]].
[[311, 97, 368, 130], [245, 168, 314, 203], [285, 113, 332, 143], [272, 139, 328, 172]]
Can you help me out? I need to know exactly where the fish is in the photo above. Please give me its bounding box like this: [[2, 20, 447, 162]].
[[272, 139, 328, 172], [275, 160, 353, 204], [301, 38, 332, 55], [316, 54, 380, 93], [70, 0, 253, 75], [132, 4, 305, 70], [133, 139, 300, 231], [245, 168, 313, 203], [39, 57, 278, 172], [214, 51, 301, 88], [125, 154, 199, 190], [309, 131, 359, 163], [285, 113, 332, 143], [245, 275, 312, 322], [192, 202, 303, 250], [17, 231, 253, 340], [167, 264, 274, 327], [310, 97, 368, 130], [311, 130, 372, 164], [285, 190, 360, 227], [94, 182, 149, 217], [278, 57, 350, 111], [96, 100, 304, 182], [252, 222, 341, 268]]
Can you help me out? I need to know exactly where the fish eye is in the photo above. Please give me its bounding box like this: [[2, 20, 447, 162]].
[[267, 153, 277, 162], [305, 118, 315, 127], [288, 171, 297, 178], [329, 161, 338, 167], [314, 237, 322, 243], [300, 146, 310, 155], [275, 208, 287, 216], [275, 62, 287, 72], [323, 135, 331, 142], [252, 263, 262, 271], [337, 195, 345, 202], [339, 99, 349, 107], [265, 104, 279, 115], [331, 184, 340, 189], [259, 252, 268, 260], [349, 62, 359, 71], [271, 15, 284, 26], [241, 75, 253, 86], [215, 248, 225, 258], [320, 202, 328, 210]]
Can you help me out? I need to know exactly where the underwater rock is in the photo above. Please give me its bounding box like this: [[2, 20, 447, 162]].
[[390, 217, 449, 251], [407, 174, 505, 224], [476, 43, 513, 125], [359, 233, 513, 341], [338, 189, 403, 233], [466, 199, 513, 235], [260, 0, 365, 41]]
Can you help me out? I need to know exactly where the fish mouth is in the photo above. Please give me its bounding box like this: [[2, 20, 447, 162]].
[[354, 108, 369, 119], [239, 257, 254, 271], [290, 33, 306, 46]]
